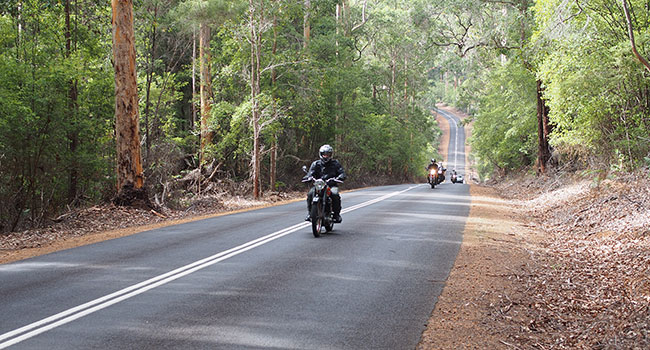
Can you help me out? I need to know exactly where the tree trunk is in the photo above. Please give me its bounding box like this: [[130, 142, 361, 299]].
[[112, 0, 147, 206], [622, 0, 650, 72], [250, 0, 261, 199], [270, 136, 277, 191], [191, 26, 197, 130], [390, 55, 396, 115], [536, 79, 552, 174], [270, 12, 278, 190], [199, 22, 212, 167], [143, 4, 158, 161], [403, 55, 408, 106], [65, 0, 79, 204], [303, 0, 310, 49]]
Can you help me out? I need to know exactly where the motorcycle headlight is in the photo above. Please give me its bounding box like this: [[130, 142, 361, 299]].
[[430, 169, 436, 175], [314, 179, 326, 191]]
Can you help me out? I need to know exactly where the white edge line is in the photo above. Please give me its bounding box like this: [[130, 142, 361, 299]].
[[0, 222, 308, 349], [0, 221, 307, 347]]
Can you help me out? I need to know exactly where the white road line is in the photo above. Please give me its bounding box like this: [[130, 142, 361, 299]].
[[0, 186, 418, 349]]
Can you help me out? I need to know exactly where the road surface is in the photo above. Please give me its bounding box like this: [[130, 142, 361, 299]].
[[0, 111, 470, 350]]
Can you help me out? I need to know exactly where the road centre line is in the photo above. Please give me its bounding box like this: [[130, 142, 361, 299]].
[[0, 185, 418, 349]]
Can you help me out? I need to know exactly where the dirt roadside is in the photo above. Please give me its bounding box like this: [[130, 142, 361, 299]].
[[0, 195, 303, 264], [417, 184, 533, 349]]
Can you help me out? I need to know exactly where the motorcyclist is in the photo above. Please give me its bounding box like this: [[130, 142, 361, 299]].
[[303, 144, 346, 223], [437, 162, 447, 183], [426, 158, 439, 184], [426, 158, 438, 172]]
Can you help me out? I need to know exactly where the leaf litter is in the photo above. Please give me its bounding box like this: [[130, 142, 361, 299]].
[[492, 169, 650, 349]]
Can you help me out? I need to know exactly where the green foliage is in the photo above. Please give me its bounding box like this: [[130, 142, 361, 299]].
[[533, 0, 650, 167], [0, 1, 115, 231], [424, 0, 650, 178], [0, 0, 470, 230], [470, 61, 538, 176]]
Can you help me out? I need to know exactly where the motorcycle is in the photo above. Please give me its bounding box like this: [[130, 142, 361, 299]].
[[451, 171, 464, 184], [302, 166, 343, 237], [437, 167, 446, 184], [427, 167, 438, 189]]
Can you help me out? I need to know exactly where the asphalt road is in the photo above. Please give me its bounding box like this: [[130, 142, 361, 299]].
[[437, 107, 468, 175], [0, 111, 470, 350]]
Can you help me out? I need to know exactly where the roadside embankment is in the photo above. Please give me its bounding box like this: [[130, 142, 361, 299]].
[[419, 170, 650, 349]]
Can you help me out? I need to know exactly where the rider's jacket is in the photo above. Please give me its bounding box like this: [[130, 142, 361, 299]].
[[304, 159, 346, 185]]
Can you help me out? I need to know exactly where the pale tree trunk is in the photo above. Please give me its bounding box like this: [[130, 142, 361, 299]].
[[303, 0, 310, 49], [199, 22, 212, 167], [341, 0, 348, 35], [16, 2, 22, 57], [270, 11, 278, 190], [191, 26, 197, 129], [335, 3, 340, 55], [250, 0, 262, 199], [390, 54, 396, 115], [403, 56, 408, 103], [112, 0, 147, 206]]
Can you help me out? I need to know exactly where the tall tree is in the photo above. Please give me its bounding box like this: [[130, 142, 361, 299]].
[[172, 0, 243, 169], [112, 0, 147, 205], [65, 0, 80, 203], [199, 19, 212, 167], [303, 0, 310, 49]]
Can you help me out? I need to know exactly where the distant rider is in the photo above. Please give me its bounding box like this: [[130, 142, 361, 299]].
[[303, 144, 346, 223]]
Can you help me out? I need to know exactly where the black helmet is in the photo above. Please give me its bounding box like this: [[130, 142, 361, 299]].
[[431, 158, 436, 163], [319, 144, 333, 163]]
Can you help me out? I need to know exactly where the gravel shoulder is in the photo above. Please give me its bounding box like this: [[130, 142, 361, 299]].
[[417, 183, 537, 349]]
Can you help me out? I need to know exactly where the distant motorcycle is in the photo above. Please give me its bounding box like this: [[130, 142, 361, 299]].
[[302, 166, 343, 237], [451, 172, 464, 184]]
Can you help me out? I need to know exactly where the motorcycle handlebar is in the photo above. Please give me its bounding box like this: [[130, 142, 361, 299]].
[[301, 176, 344, 184]]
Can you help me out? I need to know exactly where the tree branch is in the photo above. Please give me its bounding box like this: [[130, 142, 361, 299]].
[[621, 0, 650, 72], [350, 0, 368, 33]]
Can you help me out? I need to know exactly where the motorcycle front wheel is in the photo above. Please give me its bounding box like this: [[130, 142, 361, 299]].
[[311, 204, 322, 237]]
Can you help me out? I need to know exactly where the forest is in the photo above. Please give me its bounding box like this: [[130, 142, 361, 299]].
[[1, 0, 649, 233]]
